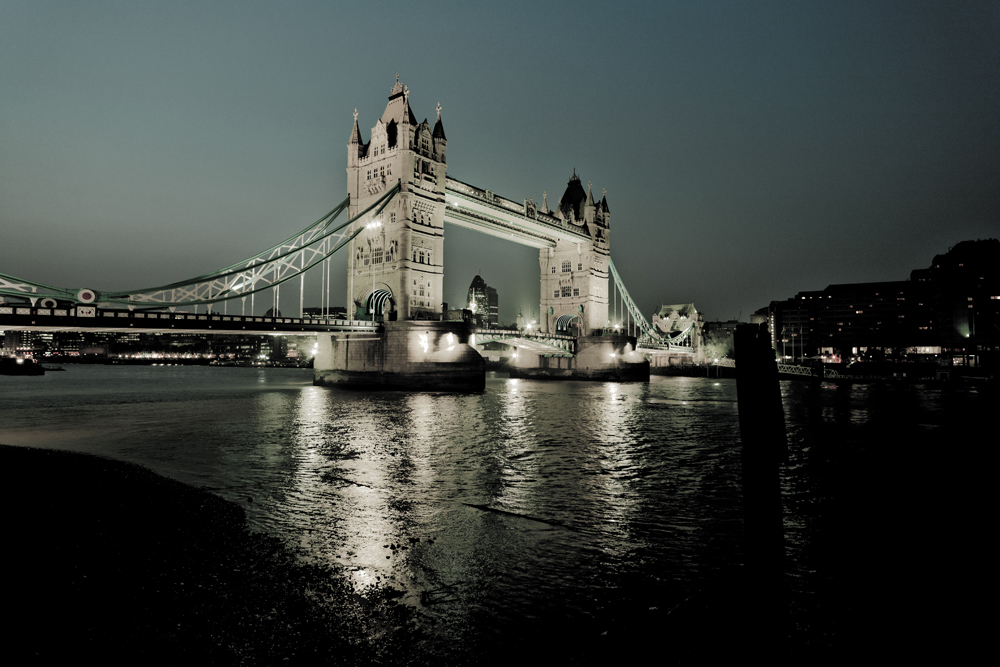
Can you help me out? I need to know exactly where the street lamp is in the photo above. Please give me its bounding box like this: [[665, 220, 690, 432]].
[[365, 219, 383, 320]]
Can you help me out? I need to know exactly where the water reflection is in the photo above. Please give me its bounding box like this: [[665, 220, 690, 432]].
[[3, 366, 984, 659]]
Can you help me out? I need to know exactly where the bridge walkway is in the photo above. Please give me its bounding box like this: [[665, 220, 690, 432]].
[[0, 305, 381, 336]]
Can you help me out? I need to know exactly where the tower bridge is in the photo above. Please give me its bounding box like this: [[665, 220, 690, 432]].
[[1, 76, 700, 389]]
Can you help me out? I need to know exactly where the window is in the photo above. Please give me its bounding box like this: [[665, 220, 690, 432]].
[[551, 266, 556, 274], [561, 286, 572, 297], [561, 260, 571, 273], [553, 290, 560, 298], [573, 288, 580, 297], [577, 263, 582, 271]]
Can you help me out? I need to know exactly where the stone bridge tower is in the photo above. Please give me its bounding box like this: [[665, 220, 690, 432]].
[[539, 171, 611, 335], [346, 76, 447, 321]]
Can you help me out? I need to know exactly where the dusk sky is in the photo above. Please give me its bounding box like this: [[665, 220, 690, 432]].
[[2, 1, 997, 324]]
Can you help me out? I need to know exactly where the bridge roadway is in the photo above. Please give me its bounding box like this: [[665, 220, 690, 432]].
[[0, 306, 578, 354], [0, 305, 380, 336]]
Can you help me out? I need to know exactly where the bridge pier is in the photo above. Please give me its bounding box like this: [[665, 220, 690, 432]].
[[509, 333, 649, 381], [313, 320, 485, 391]]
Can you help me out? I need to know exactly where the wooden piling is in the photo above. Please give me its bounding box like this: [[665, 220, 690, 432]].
[[734, 323, 788, 655]]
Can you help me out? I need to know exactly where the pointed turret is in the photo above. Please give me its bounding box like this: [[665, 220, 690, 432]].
[[348, 108, 361, 145], [348, 108, 364, 168], [584, 180, 596, 224], [432, 102, 447, 163], [433, 102, 446, 140]]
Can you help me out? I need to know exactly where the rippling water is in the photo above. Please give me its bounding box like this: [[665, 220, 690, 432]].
[[0, 365, 985, 658]]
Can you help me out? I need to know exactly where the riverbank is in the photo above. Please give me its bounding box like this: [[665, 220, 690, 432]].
[[0, 445, 423, 665]]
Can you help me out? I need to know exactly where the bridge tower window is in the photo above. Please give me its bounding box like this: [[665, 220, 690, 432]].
[[551, 266, 556, 274], [577, 262, 582, 271], [553, 290, 560, 299], [561, 260, 571, 273], [561, 286, 572, 297]]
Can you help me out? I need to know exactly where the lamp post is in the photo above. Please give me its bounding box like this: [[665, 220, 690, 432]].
[[365, 219, 383, 321]]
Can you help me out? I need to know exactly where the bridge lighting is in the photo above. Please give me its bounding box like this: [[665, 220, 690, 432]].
[[610, 352, 616, 358]]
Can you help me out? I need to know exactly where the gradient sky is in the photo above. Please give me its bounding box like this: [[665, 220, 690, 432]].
[[2, 1, 997, 324]]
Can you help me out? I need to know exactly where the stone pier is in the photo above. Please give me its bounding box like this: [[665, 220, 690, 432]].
[[508, 334, 649, 382], [314, 320, 485, 391]]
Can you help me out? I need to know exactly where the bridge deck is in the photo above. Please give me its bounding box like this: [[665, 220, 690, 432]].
[[0, 306, 381, 335]]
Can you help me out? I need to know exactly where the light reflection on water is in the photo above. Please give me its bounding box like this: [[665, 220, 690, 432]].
[[0, 365, 983, 653]]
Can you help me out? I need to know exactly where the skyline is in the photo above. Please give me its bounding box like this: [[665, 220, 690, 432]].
[[2, 1, 997, 325]]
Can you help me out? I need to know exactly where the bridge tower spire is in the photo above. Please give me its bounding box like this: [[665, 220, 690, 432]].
[[345, 76, 447, 321]]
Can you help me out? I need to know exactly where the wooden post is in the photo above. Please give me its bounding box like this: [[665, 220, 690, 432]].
[[734, 323, 787, 654]]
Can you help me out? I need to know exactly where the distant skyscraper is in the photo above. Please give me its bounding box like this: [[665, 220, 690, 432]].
[[467, 274, 498, 327]]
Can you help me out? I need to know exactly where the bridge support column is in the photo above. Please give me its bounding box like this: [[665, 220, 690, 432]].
[[510, 334, 648, 381], [314, 320, 485, 391]]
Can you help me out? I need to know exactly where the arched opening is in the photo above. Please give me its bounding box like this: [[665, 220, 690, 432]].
[[555, 314, 582, 336], [361, 288, 394, 321]]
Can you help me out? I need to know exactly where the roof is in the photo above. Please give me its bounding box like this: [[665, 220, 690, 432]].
[[559, 171, 587, 219], [433, 116, 446, 140]]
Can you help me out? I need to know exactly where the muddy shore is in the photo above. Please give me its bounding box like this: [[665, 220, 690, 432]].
[[1, 444, 424, 665]]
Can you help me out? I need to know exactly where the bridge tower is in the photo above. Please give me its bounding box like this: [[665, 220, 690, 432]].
[[539, 172, 611, 335], [346, 76, 447, 321]]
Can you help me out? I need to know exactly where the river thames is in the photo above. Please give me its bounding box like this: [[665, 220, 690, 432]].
[[0, 365, 985, 661]]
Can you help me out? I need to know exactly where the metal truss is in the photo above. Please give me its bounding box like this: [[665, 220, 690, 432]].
[[0, 182, 401, 309], [609, 258, 694, 351]]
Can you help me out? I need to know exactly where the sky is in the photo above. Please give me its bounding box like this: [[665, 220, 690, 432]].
[[2, 0, 997, 325]]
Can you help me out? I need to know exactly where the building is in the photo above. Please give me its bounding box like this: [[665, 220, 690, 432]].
[[762, 239, 999, 366], [467, 274, 498, 327]]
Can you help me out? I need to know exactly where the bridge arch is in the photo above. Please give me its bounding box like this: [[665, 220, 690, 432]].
[[361, 287, 394, 318], [555, 313, 582, 336]]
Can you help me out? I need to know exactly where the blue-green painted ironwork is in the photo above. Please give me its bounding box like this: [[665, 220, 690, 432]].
[[608, 258, 694, 351], [0, 181, 401, 309]]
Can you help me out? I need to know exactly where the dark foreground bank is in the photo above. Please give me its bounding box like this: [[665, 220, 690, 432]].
[[0, 445, 424, 666]]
